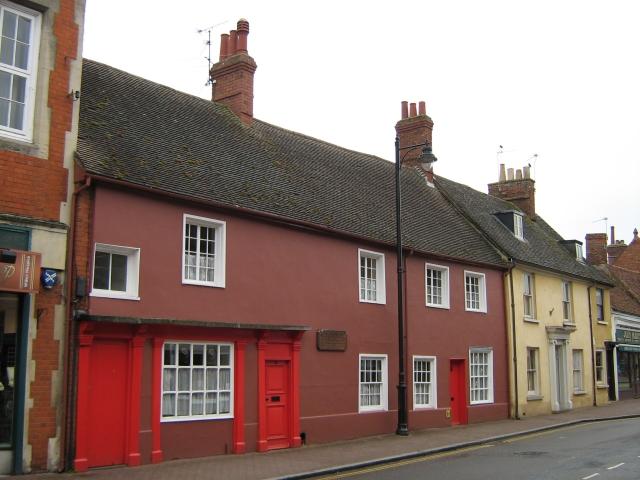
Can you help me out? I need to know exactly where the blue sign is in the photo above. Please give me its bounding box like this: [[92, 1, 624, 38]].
[[41, 269, 57, 289]]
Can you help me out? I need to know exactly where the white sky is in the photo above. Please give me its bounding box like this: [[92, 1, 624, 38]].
[[83, 0, 639, 246]]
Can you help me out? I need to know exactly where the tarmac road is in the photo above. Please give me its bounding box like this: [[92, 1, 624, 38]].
[[317, 418, 640, 480]]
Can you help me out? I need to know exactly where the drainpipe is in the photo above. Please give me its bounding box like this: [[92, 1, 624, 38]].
[[587, 285, 597, 406], [507, 260, 520, 419], [61, 174, 92, 471]]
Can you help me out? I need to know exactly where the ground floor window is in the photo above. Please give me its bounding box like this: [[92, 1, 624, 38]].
[[359, 354, 387, 412], [526, 347, 540, 397], [595, 350, 606, 385], [469, 348, 493, 404], [413, 356, 436, 409], [572, 349, 584, 393], [162, 342, 233, 421]]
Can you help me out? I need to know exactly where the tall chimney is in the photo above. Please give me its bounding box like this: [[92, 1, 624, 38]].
[[585, 233, 607, 265], [488, 164, 536, 218], [211, 19, 257, 125], [395, 100, 434, 175]]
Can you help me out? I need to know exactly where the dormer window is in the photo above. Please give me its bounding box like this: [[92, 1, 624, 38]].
[[513, 214, 524, 240], [575, 243, 584, 262], [558, 240, 584, 262], [494, 210, 525, 240]]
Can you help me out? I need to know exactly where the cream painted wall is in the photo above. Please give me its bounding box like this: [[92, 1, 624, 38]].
[[506, 266, 612, 418]]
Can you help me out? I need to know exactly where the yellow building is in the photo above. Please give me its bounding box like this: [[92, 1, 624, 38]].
[[437, 165, 613, 417]]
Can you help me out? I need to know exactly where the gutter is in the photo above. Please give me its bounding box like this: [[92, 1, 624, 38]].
[[507, 259, 520, 419], [61, 174, 92, 471]]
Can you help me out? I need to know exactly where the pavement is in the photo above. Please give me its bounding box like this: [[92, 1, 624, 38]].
[[23, 398, 640, 480]]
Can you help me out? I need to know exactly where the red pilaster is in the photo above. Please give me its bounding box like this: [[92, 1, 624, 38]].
[[257, 337, 268, 452], [151, 338, 164, 463], [291, 339, 302, 447], [73, 334, 93, 472], [232, 340, 247, 453], [127, 336, 144, 466]]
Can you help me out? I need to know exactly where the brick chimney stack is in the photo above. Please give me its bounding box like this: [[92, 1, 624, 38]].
[[488, 164, 536, 218], [585, 233, 607, 265], [211, 19, 257, 125], [395, 100, 434, 167]]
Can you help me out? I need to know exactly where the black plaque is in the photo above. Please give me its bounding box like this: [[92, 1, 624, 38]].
[[316, 330, 347, 351]]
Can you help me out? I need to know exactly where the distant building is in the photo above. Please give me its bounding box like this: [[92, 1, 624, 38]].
[[0, 0, 85, 473], [586, 228, 640, 399]]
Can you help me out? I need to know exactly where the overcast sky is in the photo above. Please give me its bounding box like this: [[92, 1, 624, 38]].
[[82, 1, 639, 247]]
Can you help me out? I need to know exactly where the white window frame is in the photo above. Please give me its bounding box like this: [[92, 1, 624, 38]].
[[413, 355, 437, 409], [358, 354, 388, 412], [513, 213, 524, 240], [526, 347, 540, 397], [425, 263, 449, 309], [469, 348, 494, 404], [523, 272, 536, 320], [464, 271, 487, 313], [595, 349, 606, 386], [358, 249, 386, 304], [562, 281, 573, 323], [572, 349, 584, 393], [161, 341, 234, 422], [182, 214, 226, 288], [595, 288, 605, 323], [90, 243, 140, 300], [575, 243, 584, 262], [0, 1, 40, 142]]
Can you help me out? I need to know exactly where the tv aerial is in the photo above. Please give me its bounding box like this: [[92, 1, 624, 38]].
[[198, 21, 227, 86]]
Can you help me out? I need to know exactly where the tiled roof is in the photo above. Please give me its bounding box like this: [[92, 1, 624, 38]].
[[601, 265, 640, 317], [77, 59, 506, 268], [435, 176, 613, 285]]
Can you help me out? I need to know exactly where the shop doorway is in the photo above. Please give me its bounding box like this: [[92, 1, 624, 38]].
[[0, 293, 19, 472], [617, 350, 640, 399]]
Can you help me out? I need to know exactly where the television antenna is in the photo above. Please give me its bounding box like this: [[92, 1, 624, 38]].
[[592, 217, 609, 234], [198, 21, 227, 86]]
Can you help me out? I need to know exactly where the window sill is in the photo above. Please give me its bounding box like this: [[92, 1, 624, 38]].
[[182, 279, 225, 289], [90, 291, 140, 301], [470, 400, 494, 405], [563, 322, 577, 329], [573, 390, 587, 396], [597, 321, 608, 325], [161, 414, 233, 423], [359, 299, 386, 306], [465, 309, 487, 314], [523, 317, 539, 324], [413, 405, 437, 411], [426, 303, 450, 310], [526, 394, 543, 401], [358, 407, 388, 413], [596, 384, 609, 389]]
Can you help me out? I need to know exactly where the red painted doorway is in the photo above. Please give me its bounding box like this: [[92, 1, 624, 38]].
[[87, 340, 129, 467], [265, 360, 290, 450], [449, 359, 468, 425]]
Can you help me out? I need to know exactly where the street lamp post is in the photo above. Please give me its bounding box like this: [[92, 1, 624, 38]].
[[394, 136, 437, 436]]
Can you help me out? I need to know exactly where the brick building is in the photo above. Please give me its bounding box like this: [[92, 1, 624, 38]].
[[0, 0, 85, 473]]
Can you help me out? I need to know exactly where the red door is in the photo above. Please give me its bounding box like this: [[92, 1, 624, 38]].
[[449, 359, 468, 425], [265, 360, 290, 450], [87, 340, 128, 467]]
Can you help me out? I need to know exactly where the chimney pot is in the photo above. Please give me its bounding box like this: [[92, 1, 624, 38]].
[[229, 30, 238, 54], [516, 169, 523, 180], [507, 168, 514, 181], [219, 33, 229, 60], [499, 163, 506, 182], [610, 226, 615, 245], [409, 103, 417, 118], [401, 101, 408, 120], [523, 165, 531, 178], [634, 228, 639, 240], [236, 19, 250, 53], [418, 101, 426, 116]]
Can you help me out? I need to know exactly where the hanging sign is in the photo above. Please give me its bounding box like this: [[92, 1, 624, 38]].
[[0, 249, 42, 294]]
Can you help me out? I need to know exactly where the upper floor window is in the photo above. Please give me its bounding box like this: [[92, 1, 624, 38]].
[[562, 281, 572, 323], [91, 243, 140, 300], [513, 213, 524, 240], [359, 354, 387, 412], [162, 342, 233, 421], [358, 249, 385, 304], [575, 243, 584, 262], [182, 214, 226, 288], [469, 348, 493, 404], [0, 2, 40, 141], [523, 272, 535, 319], [425, 264, 449, 309], [595, 288, 604, 322], [413, 356, 437, 409], [465, 271, 487, 313]]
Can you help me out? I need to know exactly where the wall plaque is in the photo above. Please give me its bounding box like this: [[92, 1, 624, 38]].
[[316, 330, 347, 352]]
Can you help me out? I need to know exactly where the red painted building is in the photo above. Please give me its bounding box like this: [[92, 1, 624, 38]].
[[70, 20, 509, 470], [0, 0, 85, 473]]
